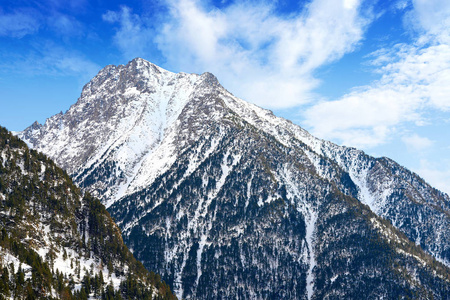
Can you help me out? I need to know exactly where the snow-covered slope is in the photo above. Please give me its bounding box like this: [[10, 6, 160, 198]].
[[19, 58, 450, 299]]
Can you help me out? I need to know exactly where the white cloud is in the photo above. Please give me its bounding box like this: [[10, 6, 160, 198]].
[[303, 1, 450, 148], [416, 159, 450, 195], [394, 0, 409, 11], [344, 0, 359, 10], [104, 0, 374, 108], [410, 0, 450, 36], [303, 87, 421, 148], [402, 134, 433, 152]]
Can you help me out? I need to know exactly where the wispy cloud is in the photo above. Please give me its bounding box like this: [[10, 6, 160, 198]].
[[0, 9, 41, 38], [402, 133, 434, 152], [103, 6, 155, 60], [0, 43, 100, 82], [303, 0, 450, 148], [103, 0, 375, 108], [0, 4, 86, 39], [48, 12, 85, 37], [0, 2, 97, 82]]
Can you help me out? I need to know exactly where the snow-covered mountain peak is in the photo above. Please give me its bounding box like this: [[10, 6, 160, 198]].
[[16, 59, 450, 298], [19, 58, 234, 206]]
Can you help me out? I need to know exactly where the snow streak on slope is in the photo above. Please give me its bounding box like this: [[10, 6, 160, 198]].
[[305, 211, 317, 300], [278, 166, 318, 300]]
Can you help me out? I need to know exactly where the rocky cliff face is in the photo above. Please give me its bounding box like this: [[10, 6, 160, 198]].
[[19, 58, 450, 299]]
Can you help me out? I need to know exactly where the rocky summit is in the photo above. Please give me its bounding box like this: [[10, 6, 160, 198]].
[[20, 58, 450, 299]]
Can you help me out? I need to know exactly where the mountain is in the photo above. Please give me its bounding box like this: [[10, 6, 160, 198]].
[[0, 126, 176, 299], [19, 58, 450, 299]]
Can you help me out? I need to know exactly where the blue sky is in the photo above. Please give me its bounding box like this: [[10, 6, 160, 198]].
[[1, 0, 450, 195]]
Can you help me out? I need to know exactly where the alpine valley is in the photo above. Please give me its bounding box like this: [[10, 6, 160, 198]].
[[17, 58, 450, 299]]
